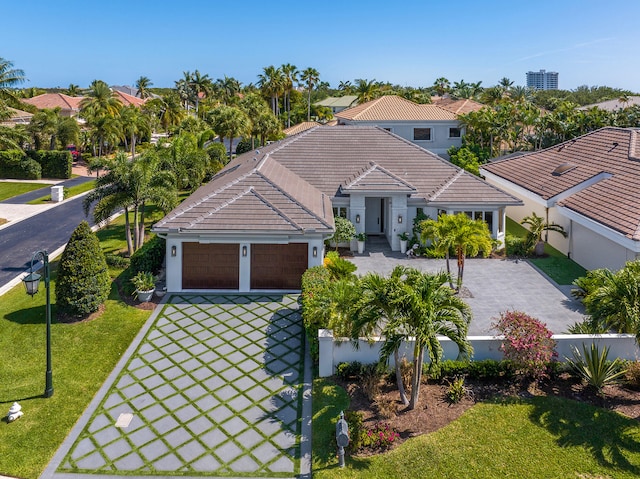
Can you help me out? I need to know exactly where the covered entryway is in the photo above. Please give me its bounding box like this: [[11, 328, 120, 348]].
[[251, 243, 308, 289], [182, 243, 239, 289]]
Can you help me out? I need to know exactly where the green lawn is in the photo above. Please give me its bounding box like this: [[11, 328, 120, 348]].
[[312, 379, 640, 478], [0, 206, 162, 479], [0, 182, 47, 202], [27, 180, 96, 205], [506, 217, 587, 285]]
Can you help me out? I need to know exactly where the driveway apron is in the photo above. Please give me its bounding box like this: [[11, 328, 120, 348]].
[[42, 294, 310, 479]]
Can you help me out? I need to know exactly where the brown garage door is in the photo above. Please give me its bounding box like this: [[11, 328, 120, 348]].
[[182, 243, 239, 289], [251, 243, 308, 290]]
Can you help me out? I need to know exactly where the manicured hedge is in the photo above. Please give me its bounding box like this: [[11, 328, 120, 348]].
[[0, 150, 41, 179], [301, 265, 332, 363], [26, 150, 72, 179]]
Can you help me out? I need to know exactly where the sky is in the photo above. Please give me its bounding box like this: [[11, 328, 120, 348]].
[[4, 0, 640, 92]]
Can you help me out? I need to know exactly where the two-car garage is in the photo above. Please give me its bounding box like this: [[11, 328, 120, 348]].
[[181, 242, 309, 290]]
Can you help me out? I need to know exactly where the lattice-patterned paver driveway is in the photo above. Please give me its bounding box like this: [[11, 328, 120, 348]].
[[43, 294, 310, 479]]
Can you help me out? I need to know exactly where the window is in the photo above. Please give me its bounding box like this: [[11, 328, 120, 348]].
[[449, 127, 461, 138], [413, 128, 431, 141], [332, 207, 348, 218]]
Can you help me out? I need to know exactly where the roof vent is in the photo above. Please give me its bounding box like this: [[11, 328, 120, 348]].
[[552, 162, 577, 176], [608, 142, 619, 152]]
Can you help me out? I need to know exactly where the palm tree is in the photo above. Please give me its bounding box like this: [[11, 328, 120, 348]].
[[384, 267, 472, 410], [520, 212, 567, 256], [498, 77, 514, 92], [26, 108, 59, 149], [257, 65, 284, 116], [216, 75, 242, 105], [281, 63, 298, 128], [357, 269, 410, 406], [209, 105, 250, 160], [338, 80, 353, 95], [189, 70, 212, 114], [0, 57, 26, 108], [354, 78, 379, 103], [120, 104, 150, 157], [135, 76, 153, 99], [421, 213, 493, 291], [432, 77, 450, 97], [66, 84, 81, 96], [300, 67, 320, 121], [81, 80, 122, 118]]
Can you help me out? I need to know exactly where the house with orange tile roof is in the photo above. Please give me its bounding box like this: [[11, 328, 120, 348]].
[[22, 93, 83, 118], [335, 95, 472, 156], [481, 127, 640, 271], [153, 126, 521, 292]]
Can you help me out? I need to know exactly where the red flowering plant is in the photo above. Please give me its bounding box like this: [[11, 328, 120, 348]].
[[492, 310, 557, 381], [361, 422, 400, 452]]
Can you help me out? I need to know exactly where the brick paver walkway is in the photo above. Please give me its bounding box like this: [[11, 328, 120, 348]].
[[43, 294, 309, 478]]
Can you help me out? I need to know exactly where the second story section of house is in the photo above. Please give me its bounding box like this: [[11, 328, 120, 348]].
[[335, 95, 472, 157]]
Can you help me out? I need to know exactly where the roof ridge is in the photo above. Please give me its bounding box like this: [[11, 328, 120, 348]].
[[429, 170, 465, 201], [249, 188, 304, 231], [351, 97, 383, 119], [255, 162, 333, 230], [343, 161, 416, 191], [187, 186, 257, 227], [629, 129, 640, 161]]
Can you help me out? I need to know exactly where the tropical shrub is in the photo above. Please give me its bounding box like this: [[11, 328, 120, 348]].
[[336, 361, 363, 380], [445, 376, 468, 404], [331, 216, 355, 248], [301, 265, 332, 362], [55, 221, 110, 318], [104, 253, 131, 269], [0, 150, 41, 179], [360, 422, 400, 452], [624, 361, 640, 389], [493, 310, 557, 381], [566, 343, 627, 393], [324, 255, 357, 280], [504, 234, 530, 257], [345, 410, 365, 452]]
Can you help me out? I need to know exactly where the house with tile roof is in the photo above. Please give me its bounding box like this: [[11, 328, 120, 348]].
[[153, 126, 521, 292], [335, 95, 469, 156], [315, 95, 358, 113], [481, 127, 640, 271], [22, 93, 83, 118], [1, 107, 33, 127], [577, 96, 640, 112]]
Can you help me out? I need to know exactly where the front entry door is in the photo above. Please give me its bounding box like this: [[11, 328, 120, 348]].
[[365, 198, 383, 234]]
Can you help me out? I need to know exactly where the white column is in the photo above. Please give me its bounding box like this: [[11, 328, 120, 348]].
[[239, 243, 251, 291], [166, 238, 182, 292], [318, 329, 335, 377]]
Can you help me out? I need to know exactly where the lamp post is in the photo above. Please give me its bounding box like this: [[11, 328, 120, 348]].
[[22, 250, 53, 398]]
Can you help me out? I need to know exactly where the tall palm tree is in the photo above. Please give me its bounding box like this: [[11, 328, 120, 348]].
[[338, 80, 353, 95], [66, 84, 81, 97], [135, 76, 153, 99], [432, 77, 450, 97], [257, 65, 284, 116], [384, 267, 472, 410], [498, 77, 514, 92], [209, 105, 250, 160], [300, 67, 320, 121], [281, 64, 298, 128], [421, 213, 493, 291], [190, 70, 212, 114], [0, 57, 26, 108], [120, 104, 151, 157], [354, 78, 379, 103], [81, 80, 122, 118]]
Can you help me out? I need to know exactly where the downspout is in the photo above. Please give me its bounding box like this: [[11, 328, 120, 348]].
[[544, 207, 549, 243]]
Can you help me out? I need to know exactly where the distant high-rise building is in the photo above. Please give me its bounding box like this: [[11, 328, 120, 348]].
[[526, 70, 559, 90]]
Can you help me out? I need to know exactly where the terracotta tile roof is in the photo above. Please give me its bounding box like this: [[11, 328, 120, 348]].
[[578, 96, 640, 112], [155, 126, 520, 234], [432, 97, 485, 115], [284, 121, 322, 136], [22, 93, 83, 111], [1, 107, 32, 126], [336, 95, 457, 121], [482, 127, 640, 239], [112, 90, 146, 107]]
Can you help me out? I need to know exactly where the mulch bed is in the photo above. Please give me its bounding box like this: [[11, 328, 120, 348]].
[[338, 373, 640, 452]]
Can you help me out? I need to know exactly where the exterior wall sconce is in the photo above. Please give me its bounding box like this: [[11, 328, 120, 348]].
[[355, 214, 361, 223], [171, 245, 177, 257], [398, 215, 403, 224], [313, 246, 318, 257], [242, 245, 248, 257]]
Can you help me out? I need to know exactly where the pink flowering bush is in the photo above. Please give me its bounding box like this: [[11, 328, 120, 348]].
[[493, 310, 557, 381], [361, 422, 400, 451]]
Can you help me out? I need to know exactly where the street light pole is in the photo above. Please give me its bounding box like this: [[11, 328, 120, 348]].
[[23, 250, 54, 398]]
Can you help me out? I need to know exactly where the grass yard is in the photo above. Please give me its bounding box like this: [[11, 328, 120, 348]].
[[0, 182, 47, 202], [506, 217, 587, 285], [312, 379, 640, 479], [0, 205, 164, 478], [27, 180, 96, 205]]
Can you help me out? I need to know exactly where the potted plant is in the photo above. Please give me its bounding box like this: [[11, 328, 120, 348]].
[[398, 232, 409, 254], [356, 232, 367, 254], [131, 271, 156, 302]]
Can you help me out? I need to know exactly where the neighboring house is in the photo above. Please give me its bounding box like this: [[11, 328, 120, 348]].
[[153, 126, 521, 293], [578, 96, 640, 112], [431, 97, 485, 115], [112, 90, 146, 107], [1, 107, 33, 127], [335, 95, 467, 156], [481, 127, 640, 271], [22, 93, 83, 118], [314, 95, 358, 114], [283, 120, 337, 136]]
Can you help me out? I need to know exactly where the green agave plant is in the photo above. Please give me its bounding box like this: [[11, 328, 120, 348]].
[[566, 343, 627, 393]]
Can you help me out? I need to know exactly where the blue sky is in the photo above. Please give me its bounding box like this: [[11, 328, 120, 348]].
[[4, 0, 640, 92]]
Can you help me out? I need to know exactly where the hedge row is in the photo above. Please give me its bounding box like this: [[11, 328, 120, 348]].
[[119, 235, 166, 296], [26, 150, 72, 178], [0, 150, 41, 179]]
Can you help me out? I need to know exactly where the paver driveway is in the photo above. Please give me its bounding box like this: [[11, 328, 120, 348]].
[[43, 294, 310, 479]]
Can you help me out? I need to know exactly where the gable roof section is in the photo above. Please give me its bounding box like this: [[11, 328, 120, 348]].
[[482, 127, 640, 239], [22, 93, 83, 111], [315, 95, 358, 108], [432, 97, 485, 115], [336, 95, 457, 121], [113, 90, 146, 107], [341, 162, 417, 194], [284, 121, 322, 136]]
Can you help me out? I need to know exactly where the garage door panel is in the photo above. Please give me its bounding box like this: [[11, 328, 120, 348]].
[[182, 243, 239, 289], [251, 243, 308, 290]]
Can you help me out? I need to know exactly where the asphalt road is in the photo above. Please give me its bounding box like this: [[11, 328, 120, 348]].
[[0, 195, 96, 287], [1, 176, 94, 204]]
